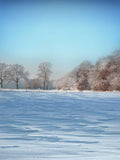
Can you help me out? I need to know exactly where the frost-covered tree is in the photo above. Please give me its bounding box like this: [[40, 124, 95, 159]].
[[0, 63, 7, 88], [76, 61, 93, 90], [105, 51, 120, 90], [56, 50, 120, 91], [89, 51, 120, 91], [6, 64, 29, 89], [38, 62, 52, 90], [56, 67, 78, 90]]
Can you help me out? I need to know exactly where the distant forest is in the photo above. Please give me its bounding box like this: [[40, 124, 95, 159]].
[[0, 50, 120, 91]]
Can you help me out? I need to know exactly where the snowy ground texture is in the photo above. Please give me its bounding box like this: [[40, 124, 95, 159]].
[[0, 91, 120, 160]]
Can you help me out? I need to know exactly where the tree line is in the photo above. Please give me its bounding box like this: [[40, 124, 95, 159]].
[[1, 50, 120, 91], [57, 50, 120, 91], [0, 62, 52, 89]]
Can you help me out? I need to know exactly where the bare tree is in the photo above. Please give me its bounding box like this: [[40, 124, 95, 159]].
[[0, 63, 7, 88], [38, 62, 52, 90], [6, 64, 29, 89]]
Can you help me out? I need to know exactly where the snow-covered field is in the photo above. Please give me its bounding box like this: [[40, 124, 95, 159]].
[[0, 91, 120, 160]]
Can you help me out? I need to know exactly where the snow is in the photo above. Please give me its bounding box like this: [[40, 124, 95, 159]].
[[0, 91, 120, 160]]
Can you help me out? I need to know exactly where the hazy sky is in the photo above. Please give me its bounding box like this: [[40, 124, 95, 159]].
[[0, 0, 120, 79]]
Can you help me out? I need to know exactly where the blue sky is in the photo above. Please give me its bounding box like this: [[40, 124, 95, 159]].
[[0, 0, 120, 79]]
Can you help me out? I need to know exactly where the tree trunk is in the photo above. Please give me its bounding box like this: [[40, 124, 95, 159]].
[[44, 73, 47, 90], [43, 80, 46, 90], [1, 79, 3, 88], [16, 79, 19, 89], [0, 73, 3, 88]]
